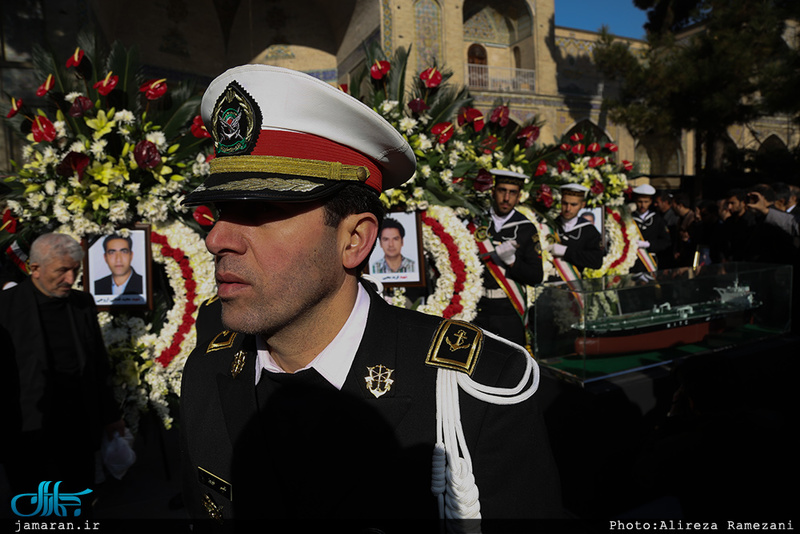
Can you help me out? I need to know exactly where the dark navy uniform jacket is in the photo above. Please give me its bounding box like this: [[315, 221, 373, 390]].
[[180, 285, 562, 531]]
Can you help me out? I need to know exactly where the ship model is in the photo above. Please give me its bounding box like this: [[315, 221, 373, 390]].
[[574, 281, 760, 356]]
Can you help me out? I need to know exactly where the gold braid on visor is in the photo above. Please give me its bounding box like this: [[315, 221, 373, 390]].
[[209, 155, 370, 183]]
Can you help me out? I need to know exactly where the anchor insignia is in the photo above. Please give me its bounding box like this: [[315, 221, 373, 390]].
[[365, 365, 394, 398], [446, 329, 471, 352]]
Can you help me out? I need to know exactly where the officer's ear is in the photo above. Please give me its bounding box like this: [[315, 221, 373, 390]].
[[339, 212, 379, 270]]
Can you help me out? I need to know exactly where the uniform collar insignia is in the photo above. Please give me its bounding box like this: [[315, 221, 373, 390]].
[[365, 364, 394, 398]]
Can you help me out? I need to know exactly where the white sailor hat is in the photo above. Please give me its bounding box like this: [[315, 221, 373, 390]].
[[560, 183, 589, 196], [183, 65, 416, 205], [490, 169, 527, 187], [632, 184, 656, 196]]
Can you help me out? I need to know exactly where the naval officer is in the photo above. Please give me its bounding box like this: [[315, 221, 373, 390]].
[[179, 65, 562, 532], [547, 183, 605, 274], [630, 184, 671, 273]]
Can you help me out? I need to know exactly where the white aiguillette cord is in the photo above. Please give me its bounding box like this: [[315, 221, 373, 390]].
[[431, 330, 540, 533]]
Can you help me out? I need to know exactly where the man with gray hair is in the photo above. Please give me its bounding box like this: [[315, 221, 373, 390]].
[[0, 233, 123, 497]]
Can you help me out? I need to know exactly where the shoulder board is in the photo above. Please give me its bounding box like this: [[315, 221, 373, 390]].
[[425, 319, 483, 376]]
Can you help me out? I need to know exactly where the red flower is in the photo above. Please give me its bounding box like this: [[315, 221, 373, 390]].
[[536, 184, 554, 208], [68, 96, 94, 118], [1, 210, 18, 234], [31, 115, 57, 142], [622, 160, 633, 171], [534, 160, 548, 176], [559, 143, 571, 152], [604, 143, 618, 152], [66, 47, 85, 68], [339, 84, 348, 93], [587, 142, 601, 153], [140, 78, 168, 100], [193, 206, 216, 226], [190, 115, 211, 138], [572, 144, 585, 155], [480, 135, 498, 154], [408, 98, 429, 114], [36, 74, 55, 97], [490, 105, 510, 127], [419, 67, 442, 88], [474, 169, 494, 192], [370, 60, 391, 80], [588, 156, 606, 168], [431, 122, 454, 144], [556, 159, 571, 173], [134, 140, 162, 169], [457, 107, 484, 132], [570, 132, 584, 142], [591, 179, 605, 195], [56, 151, 91, 178], [6, 97, 23, 118], [94, 72, 119, 95], [517, 125, 540, 148]]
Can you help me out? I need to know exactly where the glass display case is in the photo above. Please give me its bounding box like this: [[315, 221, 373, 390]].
[[534, 262, 792, 384]]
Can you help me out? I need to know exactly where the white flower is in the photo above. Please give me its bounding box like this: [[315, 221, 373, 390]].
[[421, 165, 431, 178], [64, 92, 83, 103], [90, 139, 108, 159], [44, 180, 57, 196], [398, 117, 417, 135], [115, 110, 135, 124], [69, 141, 86, 153], [146, 131, 167, 150]]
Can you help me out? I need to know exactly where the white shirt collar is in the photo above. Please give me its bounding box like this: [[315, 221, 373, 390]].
[[561, 215, 579, 232], [255, 283, 371, 390], [490, 206, 515, 232]]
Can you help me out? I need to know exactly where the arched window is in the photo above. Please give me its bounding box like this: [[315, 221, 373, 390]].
[[468, 43, 487, 88]]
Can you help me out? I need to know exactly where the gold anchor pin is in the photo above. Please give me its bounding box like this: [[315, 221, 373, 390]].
[[365, 365, 394, 398], [446, 329, 471, 352]]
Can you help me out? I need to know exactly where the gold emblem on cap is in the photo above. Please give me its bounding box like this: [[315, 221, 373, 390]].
[[365, 365, 394, 398], [202, 494, 223, 523], [230, 350, 246, 378]]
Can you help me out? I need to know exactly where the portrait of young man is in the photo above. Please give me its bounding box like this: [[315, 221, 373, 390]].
[[368, 212, 422, 284], [88, 230, 148, 306], [179, 65, 561, 531]]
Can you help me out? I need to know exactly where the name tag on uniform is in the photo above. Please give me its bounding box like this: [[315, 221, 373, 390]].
[[198, 466, 233, 501]]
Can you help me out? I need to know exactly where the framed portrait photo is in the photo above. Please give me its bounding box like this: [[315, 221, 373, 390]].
[[83, 224, 152, 310], [367, 211, 426, 288]]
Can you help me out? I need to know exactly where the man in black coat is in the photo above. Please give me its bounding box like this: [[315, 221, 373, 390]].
[[0, 233, 124, 496], [472, 170, 543, 347], [180, 65, 562, 532]]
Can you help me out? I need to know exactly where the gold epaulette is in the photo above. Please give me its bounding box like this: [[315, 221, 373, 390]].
[[425, 320, 483, 376]]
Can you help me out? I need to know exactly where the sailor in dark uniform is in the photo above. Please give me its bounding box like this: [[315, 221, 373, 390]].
[[547, 183, 604, 273], [179, 65, 562, 532], [630, 184, 671, 273], [472, 169, 543, 347]]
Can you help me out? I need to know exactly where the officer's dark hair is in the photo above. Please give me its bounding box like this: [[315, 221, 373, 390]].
[[103, 233, 133, 252], [322, 183, 385, 273], [655, 189, 673, 202], [749, 183, 776, 203], [379, 218, 405, 239]]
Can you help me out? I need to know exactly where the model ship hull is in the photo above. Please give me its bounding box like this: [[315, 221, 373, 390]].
[[574, 286, 758, 356]]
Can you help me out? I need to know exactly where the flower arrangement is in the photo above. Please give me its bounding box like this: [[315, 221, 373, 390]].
[[1, 32, 214, 430], [1, 33, 213, 247]]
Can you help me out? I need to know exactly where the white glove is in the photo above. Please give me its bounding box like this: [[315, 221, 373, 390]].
[[638, 240, 650, 249], [495, 240, 517, 264], [551, 243, 567, 257]]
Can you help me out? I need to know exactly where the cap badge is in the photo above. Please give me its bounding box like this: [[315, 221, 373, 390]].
[[211, 81, 262, 157], [365, 365, 394, 398]]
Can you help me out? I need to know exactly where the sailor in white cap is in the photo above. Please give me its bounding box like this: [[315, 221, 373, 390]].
[[180, 65, 561, 529], [546, 183, 604, 273], [631, 184, 671, 273], [471, 169, 543, 348]]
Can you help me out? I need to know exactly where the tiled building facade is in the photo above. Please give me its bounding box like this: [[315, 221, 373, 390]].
[[2, 0, 797, 190]]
